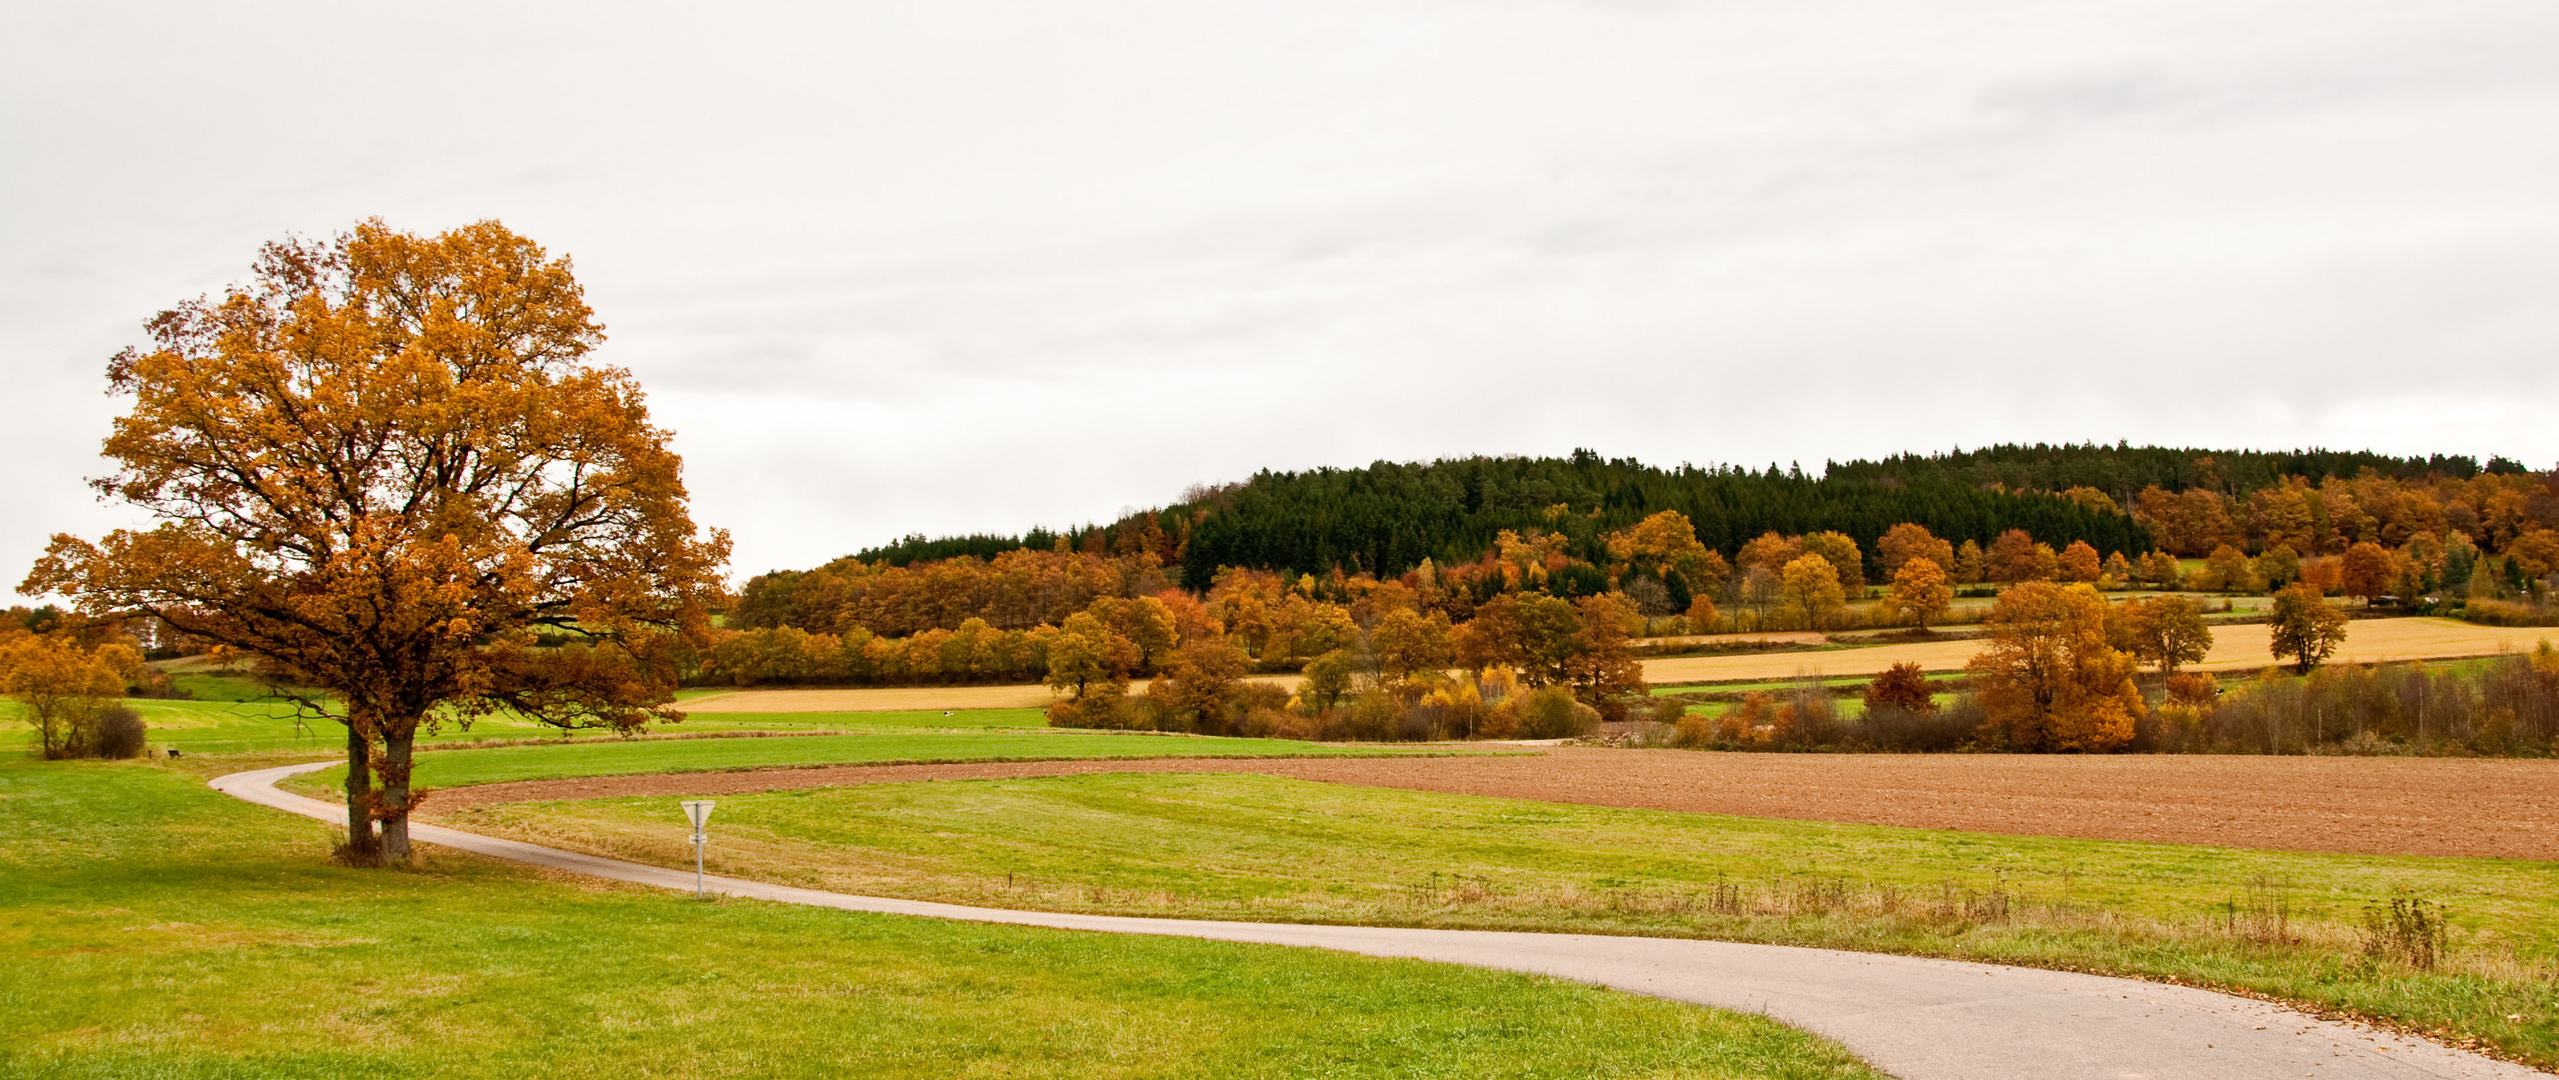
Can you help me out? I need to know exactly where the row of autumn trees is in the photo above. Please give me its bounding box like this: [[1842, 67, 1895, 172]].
[[703, 510, 2178, 741], [730, 512, 2112, 649], [709, 511, 2049, 688], [1675, 584, 2556, 756], [857, 445, 2557, 583]]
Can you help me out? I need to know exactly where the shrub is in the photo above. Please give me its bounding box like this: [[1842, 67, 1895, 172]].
[[1670, 710, 1716, 748], [1045, 690, 1135, 730], [1862, 662, 1935, 714], [2164, 672, 2219, 705], [1858, 701, 1981, 752], [1341, 689, 1405, 741], [2360, 896, 2445, 971], [1768, 688, 1839, 748], [1641, 695, 1687, 725], [88, 705, 147, 759], [1515, 685, 1598, 739], [2460, 599, 2559, 627]]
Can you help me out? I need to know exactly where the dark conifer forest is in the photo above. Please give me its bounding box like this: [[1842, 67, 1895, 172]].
[[858, 447, 2172, 581]]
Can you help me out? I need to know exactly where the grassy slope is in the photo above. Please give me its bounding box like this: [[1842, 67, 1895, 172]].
[[88, 673, 1070, 754], [275, 727, 1466, 793], [458, 772, 2559, 1068], [0, 759, 1880, 1080]]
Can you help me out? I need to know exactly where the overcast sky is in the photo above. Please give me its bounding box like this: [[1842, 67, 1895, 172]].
[[6, 1, 2555, 596]]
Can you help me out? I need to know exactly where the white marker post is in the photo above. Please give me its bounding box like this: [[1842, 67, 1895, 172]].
[[681, 800, 716, 898]]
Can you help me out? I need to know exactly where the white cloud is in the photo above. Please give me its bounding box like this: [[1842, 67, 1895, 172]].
[[5, 0, 2556, 596]]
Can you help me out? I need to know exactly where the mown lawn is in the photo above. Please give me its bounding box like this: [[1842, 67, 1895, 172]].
[[276, 729, 1472, 793], [0, 759, 1880, 1080], [68, 676, 1067, 755], [461, 771, 2559, 1068]]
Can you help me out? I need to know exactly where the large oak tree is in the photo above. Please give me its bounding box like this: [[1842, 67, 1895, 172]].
[[26, 220, 729, 863]]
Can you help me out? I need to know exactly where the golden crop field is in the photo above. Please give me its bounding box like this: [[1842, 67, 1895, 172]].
[[1641, 616, 2550, 683]]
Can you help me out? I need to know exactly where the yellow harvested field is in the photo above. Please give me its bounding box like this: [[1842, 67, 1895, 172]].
[[687, 675, 1301, 714], [1643, 616, 2552, 683], [1644, 642, 1981, 684], [1634, 630, 1830, 648], [684, 684, 1058, 712]]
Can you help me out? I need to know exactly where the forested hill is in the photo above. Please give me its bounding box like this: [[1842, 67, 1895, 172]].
[[1168, 454, 2144, 584], [1827, 444, 2526, 499], [853, 450, 2150, 584]]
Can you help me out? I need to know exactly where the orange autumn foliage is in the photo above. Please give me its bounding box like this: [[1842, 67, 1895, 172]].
[[1966, 582, 2143, 752], [25, 220, 728, 864]]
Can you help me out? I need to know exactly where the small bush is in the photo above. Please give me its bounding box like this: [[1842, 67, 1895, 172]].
[[1861, 662, 1935, 715], [2164, 672, 2219, 705], [2361, 895, 2445, 971], [1670, 710, 1716, 748], [88, 705, 148, 759], [1044, 690, 1136, 730], [1641, 695, 1687, 725], [1515, 686, 1598, 739], [1859, 702, 1980, 752]]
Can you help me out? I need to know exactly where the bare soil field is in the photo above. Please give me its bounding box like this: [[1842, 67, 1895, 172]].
[[429, 747, 2559, 860]]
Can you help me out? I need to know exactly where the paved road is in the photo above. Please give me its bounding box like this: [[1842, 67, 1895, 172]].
[[214, 763, 2543, 1080]]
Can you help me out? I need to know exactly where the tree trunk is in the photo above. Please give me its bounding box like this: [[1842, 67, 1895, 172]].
[[342, 725, 378, 861], [376, 730, 416, 864]]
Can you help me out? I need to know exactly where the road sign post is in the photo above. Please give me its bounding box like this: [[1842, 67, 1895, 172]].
[[681, 800, 716, 898]]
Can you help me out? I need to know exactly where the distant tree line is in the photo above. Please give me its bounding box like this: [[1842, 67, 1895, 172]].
[[1169, 453, 2148, 585], [1827, 443, 2528, 501], [823, 450, 2160, 586]]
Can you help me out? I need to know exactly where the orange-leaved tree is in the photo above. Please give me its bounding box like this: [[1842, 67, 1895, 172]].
[[1880, 557, 1952, 631], [2339, 542, 2396, 605], [1604, 510, 1731, 605], [0, 631, 140, 758], [1965, 582, 2143, 751], [1873, 522, 1955, 583], [1778, 553, 1846, 630], [2267, 582, 2348, 675], [2117, 595, 2213, 677], [24, 220, 729, 864]]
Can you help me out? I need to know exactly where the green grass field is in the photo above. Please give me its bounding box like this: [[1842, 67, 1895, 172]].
[[69, 670, 1041, 754], [0, 758, 1881, 1080], [87, 672, 1068, 755], [458, 771, 2559, 1068], [278, 727, 1471, 793]]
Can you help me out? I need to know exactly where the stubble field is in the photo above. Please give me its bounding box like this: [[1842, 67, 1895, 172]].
[[1642, 616, 2548, 683]]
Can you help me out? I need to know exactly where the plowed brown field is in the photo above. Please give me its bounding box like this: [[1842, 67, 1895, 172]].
[[431, 748, 2559, 860]]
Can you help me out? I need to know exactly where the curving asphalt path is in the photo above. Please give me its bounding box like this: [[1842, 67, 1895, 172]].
[[214, 763, 2544, 1080]]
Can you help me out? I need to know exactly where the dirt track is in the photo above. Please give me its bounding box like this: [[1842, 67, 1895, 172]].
[[429, 748, 2559, 861]]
